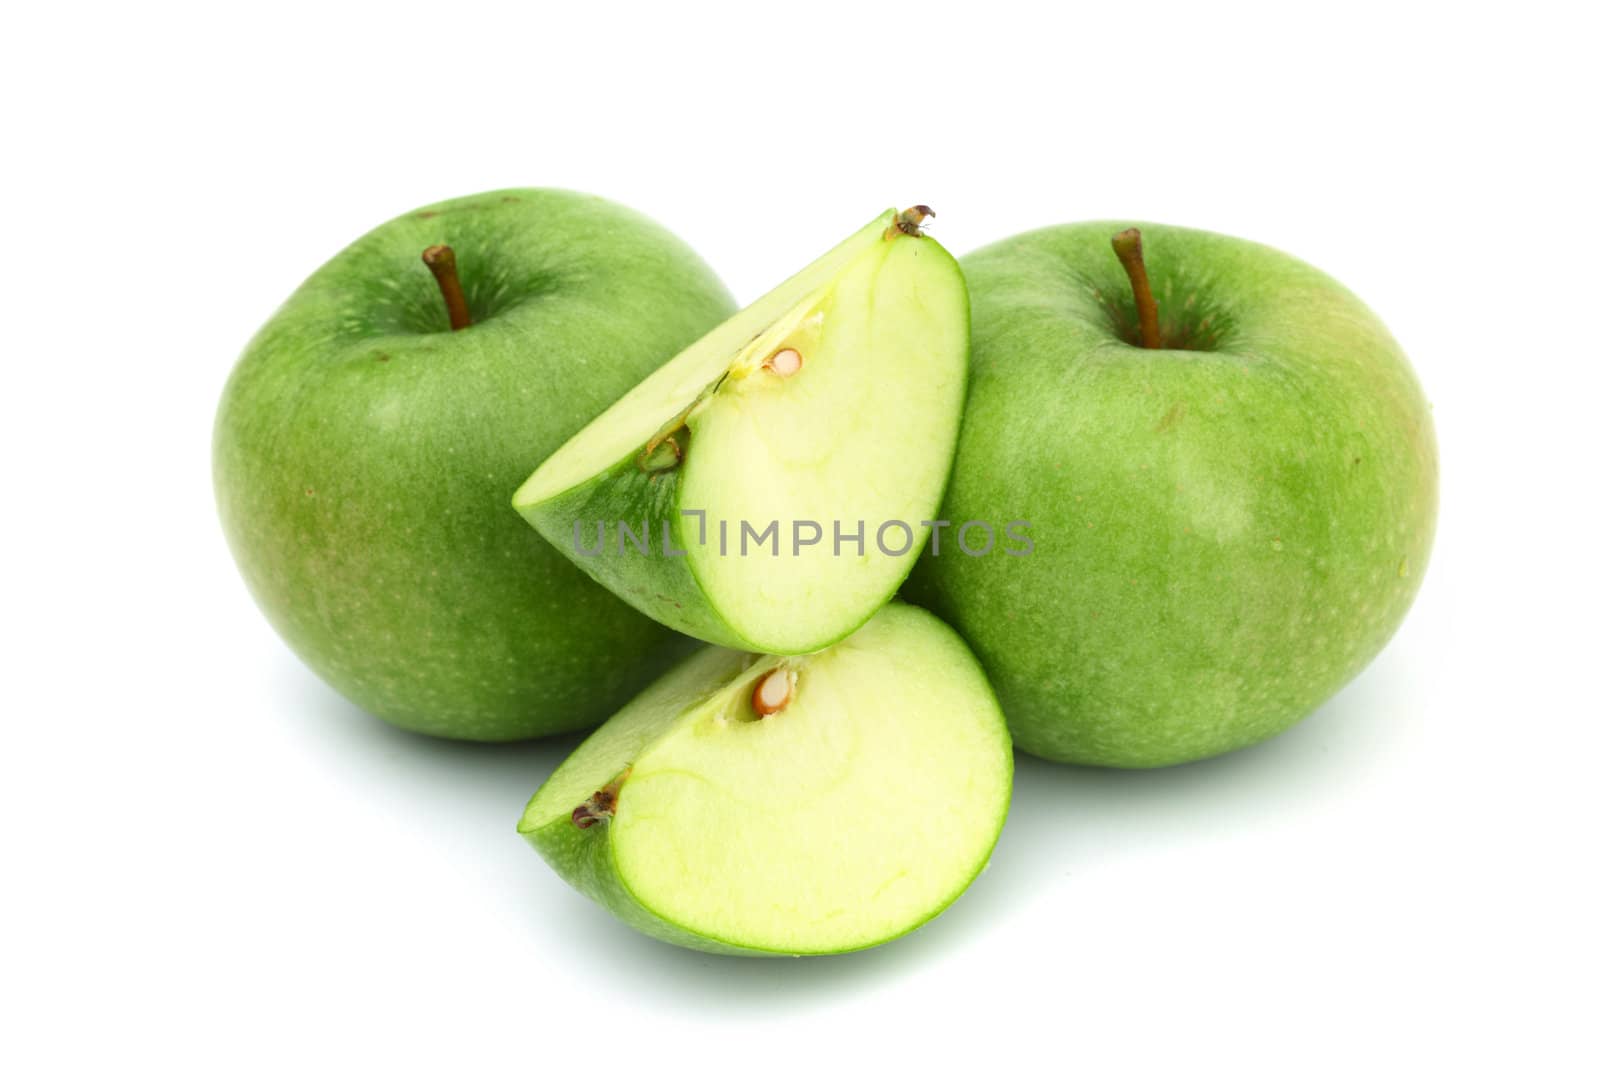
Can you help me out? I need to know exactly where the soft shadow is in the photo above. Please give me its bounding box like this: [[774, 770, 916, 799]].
[[278, 663, 990, 1008], [271, 645, 1417, 1012], [976, 651, 1419, 908], [271, 657, 584, 816], [527, 808, 1021, 1012]]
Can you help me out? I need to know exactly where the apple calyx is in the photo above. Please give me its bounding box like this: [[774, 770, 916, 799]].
[[751, 668, 797, 717], [571, 768, 633, 829], [1110, 228, 1162, 349], [421, 244, 472, 331], [570, 790, 614, 828], [890, 205, 935, 239]]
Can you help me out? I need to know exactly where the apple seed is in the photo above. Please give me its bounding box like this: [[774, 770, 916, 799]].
[[765, 348, 804, 378], [751, 668, 797, 717]]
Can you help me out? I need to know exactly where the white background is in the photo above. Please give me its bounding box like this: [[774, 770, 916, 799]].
[[4, 2, 1596, 1063]]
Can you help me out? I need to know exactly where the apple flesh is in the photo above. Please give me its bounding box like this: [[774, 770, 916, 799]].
[[514, 208, 969, 654], [213, 189, 736, 740], [519, 603, 1012, 955], [907, 222, 1437, 768]]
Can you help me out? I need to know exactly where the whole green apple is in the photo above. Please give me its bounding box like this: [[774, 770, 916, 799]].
[[907, 222, 1437, 768], [214, 189, 735, 740]]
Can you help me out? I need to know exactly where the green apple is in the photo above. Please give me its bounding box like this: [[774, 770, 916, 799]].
[[518, 602, 1011, 955], [907, 222, 1437, 768], [214, 189, 736, 740], [514, 208, 969, 654]]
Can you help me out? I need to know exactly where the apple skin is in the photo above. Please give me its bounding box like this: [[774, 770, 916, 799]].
[[906, 221, 1437, 768], [214, 189, 735, 740]]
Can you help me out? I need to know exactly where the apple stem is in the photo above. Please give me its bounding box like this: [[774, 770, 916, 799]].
[[422, 244, 472, 331], [1111, 228, 1162, 349], [890, 205, 935, 239]]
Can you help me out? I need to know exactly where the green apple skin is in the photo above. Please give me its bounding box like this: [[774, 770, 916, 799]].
[[519, 646, 754, 954], [906, 221, 1437, 768], [214, 189, 736, 740]]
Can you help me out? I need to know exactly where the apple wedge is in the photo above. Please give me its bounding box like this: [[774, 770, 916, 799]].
[[518, 603, 1012, 956], [513, 208, 969, 653]]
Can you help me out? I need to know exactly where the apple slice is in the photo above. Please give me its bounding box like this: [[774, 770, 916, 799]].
[[518, 603, 1012, 956], [513, 208, 969, 653]]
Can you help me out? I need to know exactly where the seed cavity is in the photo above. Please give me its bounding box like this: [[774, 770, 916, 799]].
[[635, 431, 683, 473], [764, 348, 803, 378], [751, 668, 797, 717]]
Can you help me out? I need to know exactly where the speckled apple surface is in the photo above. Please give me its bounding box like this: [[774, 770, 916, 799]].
[[213, 189, 735, 740], [907, 221, 1438, 768], [519, 603, 1012, 955]]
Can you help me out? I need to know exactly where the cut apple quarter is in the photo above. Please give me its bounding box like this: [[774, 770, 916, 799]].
[[513, 208, 970, 653], [517, 604, 1012, 956]]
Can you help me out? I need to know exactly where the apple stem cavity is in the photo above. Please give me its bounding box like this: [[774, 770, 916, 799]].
[[751, 668, 797, 717], [421, 244, 473, 331], [1111, 228, 1162, 349]]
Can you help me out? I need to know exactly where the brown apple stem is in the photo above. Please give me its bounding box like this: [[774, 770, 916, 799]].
[[1111, 228, 1162, 348], [890, 205, 935, 239], [422, 244, 472, 331]]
